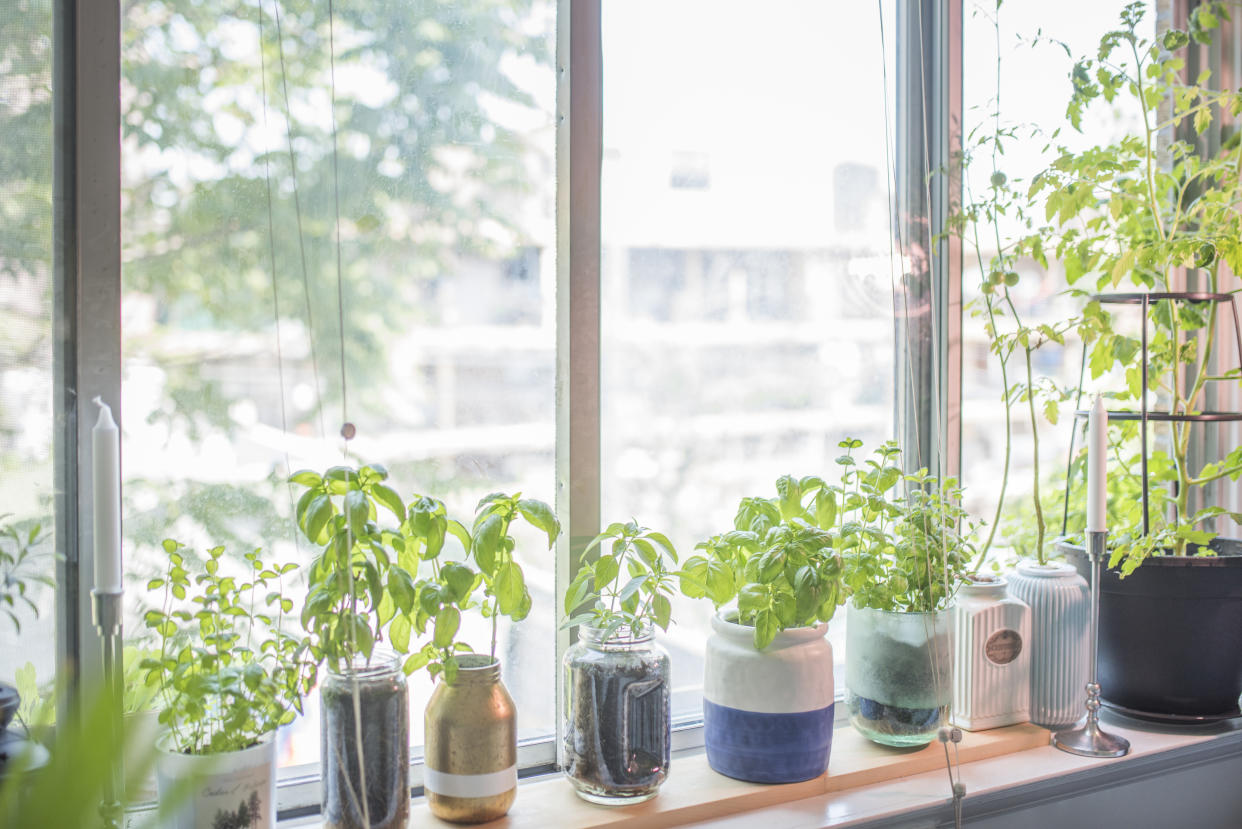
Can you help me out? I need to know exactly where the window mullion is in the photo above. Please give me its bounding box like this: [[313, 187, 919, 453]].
[[52, 0, 124, 721], [554, 0, 603, 770], [893, 0, 963, 480]]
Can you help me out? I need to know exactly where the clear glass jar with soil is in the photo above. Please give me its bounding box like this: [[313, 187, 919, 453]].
[[562, 624, 670, 804], [845, 603, 954, 747], [320, 649, 409, 829]]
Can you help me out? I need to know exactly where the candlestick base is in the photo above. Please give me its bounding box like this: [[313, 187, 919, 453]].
[[1052, 718, 1130, 758]]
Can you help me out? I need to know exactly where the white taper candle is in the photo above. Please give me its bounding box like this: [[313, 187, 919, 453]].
[[92, 396, 122, 593], [1087, 395, 1108, 533]]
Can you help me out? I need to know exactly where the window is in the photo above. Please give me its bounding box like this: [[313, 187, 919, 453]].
[[118, 0, 557, 769], [0, 0, 56, 710], [39, 0, 959, 814], [599, 0, 900, 711]]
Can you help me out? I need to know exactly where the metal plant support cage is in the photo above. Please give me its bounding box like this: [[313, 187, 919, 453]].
[[1060, 292, 1242, 539]]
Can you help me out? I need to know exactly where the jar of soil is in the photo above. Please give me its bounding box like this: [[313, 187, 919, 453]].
[[562, 624, 670, 804], [321, 649, 409, 829], [424, 654, 517, 823], [845, 603, 954, 747]]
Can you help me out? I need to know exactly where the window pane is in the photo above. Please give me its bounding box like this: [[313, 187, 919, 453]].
[[120, 0, 556, 768], [601, 0, 898, 716], [0, 0, 57, 705]]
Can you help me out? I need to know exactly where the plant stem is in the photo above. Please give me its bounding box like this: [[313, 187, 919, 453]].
[[1024, 344, 1047, 564]]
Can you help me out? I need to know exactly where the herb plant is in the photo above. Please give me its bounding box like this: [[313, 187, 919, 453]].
[[681, 472, 843, 649], [140, 540, 315, 755], [393, 491, 558, 682], [564, 521, 679, 639], [292, 464, 413, 672], [835, 441, 974, 613], [0, 515, 51, 633]]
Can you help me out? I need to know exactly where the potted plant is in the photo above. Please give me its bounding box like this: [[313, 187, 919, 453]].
[[562, 520, 677, 804], [399, 491, 558, 824], [291, 463, 414, 829], [680, 472, 843, 783], [972, 3, 1242, 721], [837, 441, 972, 747], [140, 539, 315, 829]]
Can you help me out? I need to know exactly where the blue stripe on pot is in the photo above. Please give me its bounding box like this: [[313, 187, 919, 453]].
[[703, 612, 835, 784], [703, 699, 834, 783]]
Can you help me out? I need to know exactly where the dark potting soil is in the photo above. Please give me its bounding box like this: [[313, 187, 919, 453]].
[[564, 650, 670, 798], [321, 678, 409, 829]]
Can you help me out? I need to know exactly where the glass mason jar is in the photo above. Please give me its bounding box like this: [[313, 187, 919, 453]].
[[321, 649, 409, 829], [845, 603, 954, 747], [562, 624, 671, 804], [424, 654, 517, 824]]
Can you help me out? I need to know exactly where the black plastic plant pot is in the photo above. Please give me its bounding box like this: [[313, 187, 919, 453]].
[[1060, 538, 1242, 721], [320, 652, 410, 829], [562, 626, 671, 805]]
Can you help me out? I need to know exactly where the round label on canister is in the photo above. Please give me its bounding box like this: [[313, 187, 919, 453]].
[[985, 629, 1022, 665]]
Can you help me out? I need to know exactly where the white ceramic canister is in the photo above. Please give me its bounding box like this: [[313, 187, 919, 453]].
[[1006, 560, 1089, 729], [952, 574, 1031, 730], [703, 611, 834, 784], [156, 734, 276, 829]]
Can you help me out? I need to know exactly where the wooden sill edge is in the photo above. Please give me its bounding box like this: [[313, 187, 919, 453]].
[[412, 723, 1051, 829]]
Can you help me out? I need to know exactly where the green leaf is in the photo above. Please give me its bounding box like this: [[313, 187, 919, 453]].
[[652, 593, 672, 631], [645, 530, 678, 563], [593, 555, 620, 592], [754, 609, 778, 650], [305, 495, 334, 545], [517, 499, 560, 548], [815, 490, 836, 530], [441, 562, 476, 603], [345, 490, 370, 539], [289, 470, 322, 488], [433, 606, 460, 649], [389, 567, 416, 614], [705, 559, 736, 606], [495, 562, 526, 616], [389, 613, 412, 653], [473, 514, 503, 575], [372, 484, 406, 522]]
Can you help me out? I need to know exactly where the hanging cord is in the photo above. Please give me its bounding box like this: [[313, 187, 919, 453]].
[[269, 0, 328, 440], [327, 0, 349, 435], [256, 0, 300, 556], [322, 0, 368, 824]]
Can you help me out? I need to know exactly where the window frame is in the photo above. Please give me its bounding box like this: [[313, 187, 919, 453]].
[[48, 0, 965, 816]]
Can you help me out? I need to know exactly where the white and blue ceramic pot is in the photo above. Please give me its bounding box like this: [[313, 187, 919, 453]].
[[1006, 560, 1088, 729], [703, 611, 834, 784]]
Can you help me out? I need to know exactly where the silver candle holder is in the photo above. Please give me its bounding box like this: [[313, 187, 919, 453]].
[[93, 588, 125, 829], [1052, 530, 1130, 758]]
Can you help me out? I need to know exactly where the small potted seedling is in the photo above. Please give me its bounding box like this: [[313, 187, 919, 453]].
[[562, 521, 678, 804], [292, 464, 412, 829], [141, 540, 314, 829], [394, 491, 558, 824]]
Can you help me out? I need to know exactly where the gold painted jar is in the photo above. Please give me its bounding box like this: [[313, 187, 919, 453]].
[[424, 654, 517, 823]]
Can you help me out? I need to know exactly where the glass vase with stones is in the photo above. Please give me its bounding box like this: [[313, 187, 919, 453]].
[[845, 603, 954, 747], [320, 649, 410, 829], [562, 624, 671, 804]]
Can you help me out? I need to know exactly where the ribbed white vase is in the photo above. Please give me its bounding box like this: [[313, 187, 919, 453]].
[[951, 575, 1031, 730], [1006, 560, 1089, 729]]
